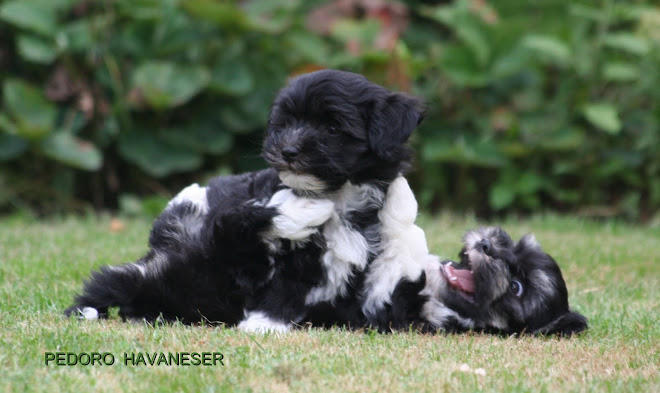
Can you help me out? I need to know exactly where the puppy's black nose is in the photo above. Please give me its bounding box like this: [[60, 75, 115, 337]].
[[477, 239, 492, 255], [282, 146, 299, 162]]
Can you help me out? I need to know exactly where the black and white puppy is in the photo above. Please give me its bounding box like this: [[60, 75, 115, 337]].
[[417, 227, 588, 335], [65, 69, 429, 332]]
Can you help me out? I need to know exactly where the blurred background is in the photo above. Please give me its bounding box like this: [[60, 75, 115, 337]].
[[0, 0, 658, 221]]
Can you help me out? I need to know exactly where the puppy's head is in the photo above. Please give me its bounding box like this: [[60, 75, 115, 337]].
[[438, 227, 587, 336], [262, 69, 424, 194]]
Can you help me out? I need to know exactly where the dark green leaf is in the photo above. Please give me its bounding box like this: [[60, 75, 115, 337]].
[[439, 45, 490, 87], [521, 35, 571, 66], [17, 34, 56, 63], [210, 57, 254, 96], [455, 23, 490, 66], [422, 136, 508, 168], [0, 0, 57, 36], [603, 33, 649, 55], [241, 0, 299, 33], [539, 128, 586, 152], [285, 31, 328, 64], [59, 18, 97, 52], [602, 62, 639, 82], [2, 79, 56, 139], [0, 113, 17, 135], [218, 105, 263, 134], [491, 48, 531, 78], [131, 61, 211, 109], [39, 133, 102, 170], [180, 0, 252, 31], [116, 0, 177, 20], [118, 131, 202, 177], [516, 172, 544, 194], [490, 183, 515, 210], [582, 103, 622, 134], [159, 125, 233, 155]]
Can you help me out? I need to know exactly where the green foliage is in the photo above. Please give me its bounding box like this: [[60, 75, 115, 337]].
[[409, 0, 660, 219], [0, 0, 658, 219]]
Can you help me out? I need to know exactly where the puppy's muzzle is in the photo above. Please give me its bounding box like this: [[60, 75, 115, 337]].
[[476, 238, 492, 255]]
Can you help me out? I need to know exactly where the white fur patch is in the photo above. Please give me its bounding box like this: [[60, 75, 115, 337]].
[[160, 183, 210, 250], [361, 177, 427, 317], [304, 182, 384, 305], [278, 171, 327, 192], [267, 189, 334, 240], [167, 183, 209, 214], [237, 311, 291, 333], [305, 214, 370, 304], [80, 307, 99, 320]]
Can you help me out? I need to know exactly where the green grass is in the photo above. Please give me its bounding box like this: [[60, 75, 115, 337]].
[[1, 214, 658, 392]]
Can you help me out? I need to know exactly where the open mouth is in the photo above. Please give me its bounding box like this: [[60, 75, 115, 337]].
[[441, 262, 475, 303]]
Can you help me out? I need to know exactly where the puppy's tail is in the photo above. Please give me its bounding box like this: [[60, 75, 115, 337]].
[[64, 263, 145, 320]]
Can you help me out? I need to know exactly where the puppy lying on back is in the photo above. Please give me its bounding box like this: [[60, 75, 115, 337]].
[[417, 227, 587, 335]]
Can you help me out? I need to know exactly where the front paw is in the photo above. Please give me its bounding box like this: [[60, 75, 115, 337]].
[[238, 311, 291, 333], [268, 189, 334, 240]]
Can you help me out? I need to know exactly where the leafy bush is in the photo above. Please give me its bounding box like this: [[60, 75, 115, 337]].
[[408, 0, 660, 220], [0, 0, 658, 220]]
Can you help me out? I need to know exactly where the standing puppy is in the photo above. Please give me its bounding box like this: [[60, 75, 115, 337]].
[[65, 69, 427, 332]]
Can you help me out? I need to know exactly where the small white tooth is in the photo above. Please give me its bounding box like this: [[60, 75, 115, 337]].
[[450, 277, 458, 281]]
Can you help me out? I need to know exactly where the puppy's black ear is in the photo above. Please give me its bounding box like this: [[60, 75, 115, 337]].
[[367, 93, 425, 161], [536, 311, 588, 336]]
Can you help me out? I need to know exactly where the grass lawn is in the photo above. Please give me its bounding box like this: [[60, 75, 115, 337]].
[[1, 214, 658, 392]]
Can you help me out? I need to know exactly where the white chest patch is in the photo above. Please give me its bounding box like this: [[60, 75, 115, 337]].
[[267, 188, 335, 240], [305, 182, 384, 305], [361, 177, 428, 318], [278, 171, 327, 193]]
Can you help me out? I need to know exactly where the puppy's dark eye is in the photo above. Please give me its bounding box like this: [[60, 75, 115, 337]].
[[509, 280, 523, 297], [327, 126, 340, 135]]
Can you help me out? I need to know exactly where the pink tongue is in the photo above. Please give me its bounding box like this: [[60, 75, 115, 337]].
[[444, 264, 475, 294]]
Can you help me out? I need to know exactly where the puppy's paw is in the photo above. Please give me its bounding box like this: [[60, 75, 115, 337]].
[[65, 306, 100, 320], [268, 189, 334, 240], [238, 311, 291, 333]]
